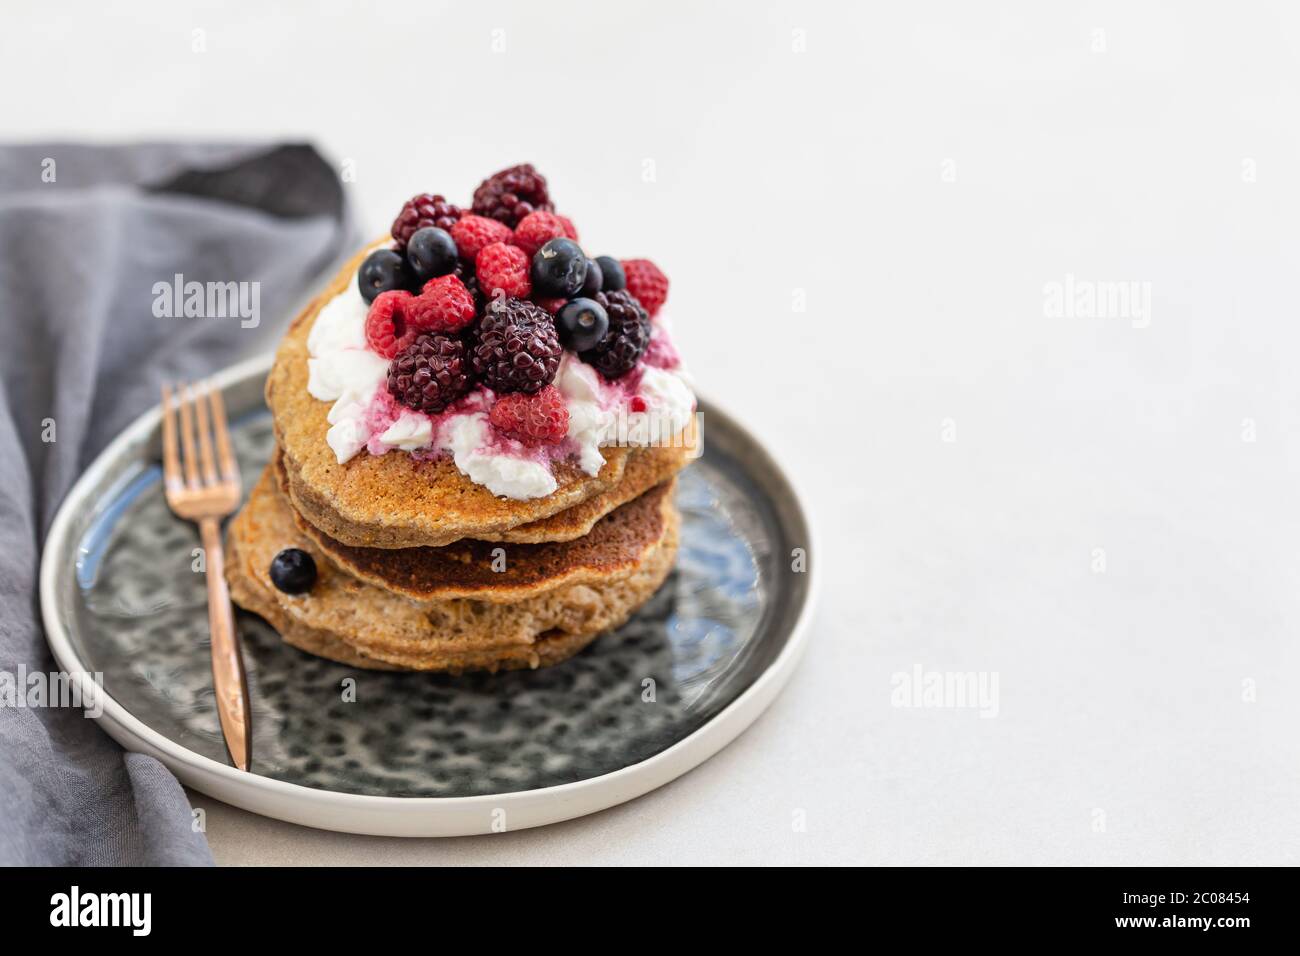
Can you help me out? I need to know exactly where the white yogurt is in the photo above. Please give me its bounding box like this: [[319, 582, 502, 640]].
[[305, 282, 695, 500]]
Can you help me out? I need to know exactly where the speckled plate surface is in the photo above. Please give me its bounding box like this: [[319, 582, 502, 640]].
[[41, 355, 816, 836]]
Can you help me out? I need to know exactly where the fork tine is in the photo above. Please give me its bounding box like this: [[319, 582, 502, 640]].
[[160, 383, 182, 492], [177, 383, 201, 488], [208, 385, 239, 483], [194, 382, 218, 485]]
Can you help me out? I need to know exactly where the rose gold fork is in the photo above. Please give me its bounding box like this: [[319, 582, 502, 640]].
[[160, 381, 251, 771]]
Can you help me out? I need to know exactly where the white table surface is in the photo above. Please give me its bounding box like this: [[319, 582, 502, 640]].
[[11, 1, 1300, 865]]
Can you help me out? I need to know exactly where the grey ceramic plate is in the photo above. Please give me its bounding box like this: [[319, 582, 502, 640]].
[[41, 355, 816, 836]]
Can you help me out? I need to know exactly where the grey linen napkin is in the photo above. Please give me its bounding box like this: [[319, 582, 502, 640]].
[[0, 143, 357, 865]]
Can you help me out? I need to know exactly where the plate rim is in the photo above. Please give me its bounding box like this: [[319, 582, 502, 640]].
[[40, 352, 819, 837]]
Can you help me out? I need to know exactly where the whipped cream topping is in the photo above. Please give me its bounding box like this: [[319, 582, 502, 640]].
[[305, 282, 695, 500]]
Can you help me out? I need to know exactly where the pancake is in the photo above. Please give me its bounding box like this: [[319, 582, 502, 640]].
[[277, 432, 687, 559], [269, 243, 638, 549], [482, 441, 691, 544], [226, 465, 679, 673], [282, 433, 689, 552], [276, 452, 675, 603]]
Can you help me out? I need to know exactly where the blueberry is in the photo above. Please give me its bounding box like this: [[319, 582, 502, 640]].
[[555, 297, 610, 353], [578, 258, 603, 298], [595, 256, 625, 291], [358, 249, 410, 304], [531, 238, 588, 297], [406, 227, 459, 283], [269, 548, 316, 595]]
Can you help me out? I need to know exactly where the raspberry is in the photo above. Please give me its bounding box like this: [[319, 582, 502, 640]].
[[489, 385, 570, 445], [364, 290, 417, 359], [471, 163, 553, 227], [387, 333, 472, 414], [621, 258, 669, 316], [533, 296, 567, 315], [470, 298, 563, 393], [580, 290, 650, 379], [391, 193, 462, 249], [407, 275, 477, 333], [476, 241, 531, 299], [512, 211, 579, 257], [450, 214, 513, 261]]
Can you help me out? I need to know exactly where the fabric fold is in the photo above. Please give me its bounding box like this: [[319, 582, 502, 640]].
[[0, 141, 358, 866]]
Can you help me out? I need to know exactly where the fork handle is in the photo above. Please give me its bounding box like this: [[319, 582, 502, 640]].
[[200, 517, 252, 771]]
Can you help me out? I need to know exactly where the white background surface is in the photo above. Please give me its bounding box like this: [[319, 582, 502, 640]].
[[8, 0, 1300, 864]]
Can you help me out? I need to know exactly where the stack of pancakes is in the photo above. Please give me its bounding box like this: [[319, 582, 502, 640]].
[[226, 251, 692, 672]]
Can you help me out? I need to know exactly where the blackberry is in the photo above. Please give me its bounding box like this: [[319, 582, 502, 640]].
[[387, 333, 472, 414], [470, 298, 562, 393], [580, 290, 650, 379], [391, 193, 462, 249], [471, 163, 553, 227]]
